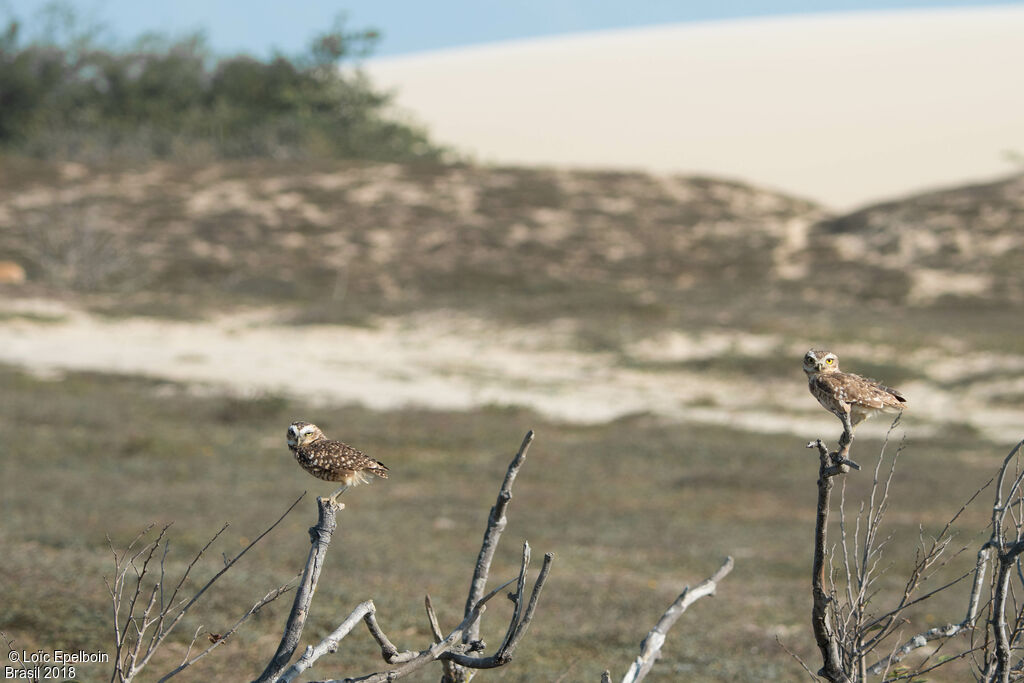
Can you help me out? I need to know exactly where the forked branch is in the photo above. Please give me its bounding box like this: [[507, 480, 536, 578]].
[[290, 547, 552, 683], [255, 431, 551, 683], [464, 430, 534, 642]]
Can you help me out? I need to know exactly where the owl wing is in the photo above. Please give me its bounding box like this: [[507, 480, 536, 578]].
[[303, 439, 389, 481], [839, 372, 907, 410]]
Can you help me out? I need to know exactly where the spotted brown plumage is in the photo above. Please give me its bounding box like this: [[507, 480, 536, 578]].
[[287, 421, 388, 505], [802, 349, 907, 433]]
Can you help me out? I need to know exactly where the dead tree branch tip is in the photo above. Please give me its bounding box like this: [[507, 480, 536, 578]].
[[619, 556, 735, 683]]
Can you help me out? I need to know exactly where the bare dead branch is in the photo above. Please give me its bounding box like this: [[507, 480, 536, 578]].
[[277, 601, 377, 683], [363, 608, 423, 665], [775, 635, 820, 682], [620, 556, 735, 683], [105, 494, 302, 683], [498, 542, 532, 656], [158, 579, 297, 682], [307, 574, 522, 683], [289, 555, 548, 683], [254, 433, 550, 683], [463, 430, 534, 643], [2, 631, 30, 675], [254, 496, 337, 683], [108, 523, 171, 683], [809, 438, 853, 683], [985, 440, 1024, 683], [425, 594, 459, 681], [443, 551, 554, 670], [813, 418, 1024, 683], [424, 595, 444, 643], [868, 623, 972, 678], [139, 493, 303, 677]]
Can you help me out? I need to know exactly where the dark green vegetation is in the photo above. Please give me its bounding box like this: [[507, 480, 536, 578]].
[[0, 364, 1002, 681], [0, 4, 445, 163]]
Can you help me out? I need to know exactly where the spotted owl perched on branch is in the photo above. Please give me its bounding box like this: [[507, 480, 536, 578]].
[[803, 349, 907, 438], [287, 421, 389, 506]]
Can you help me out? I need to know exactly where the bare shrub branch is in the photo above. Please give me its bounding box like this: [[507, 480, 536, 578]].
[[105, 493, 304, 682], [251, 431, 551, 683], [158, 581, 297, 682], [464, 429, 534, 642], [809, 437, 853, 683], [254, 496, 340, 683], [619, 556, 735, 683], [805, 411, 1024, 683]]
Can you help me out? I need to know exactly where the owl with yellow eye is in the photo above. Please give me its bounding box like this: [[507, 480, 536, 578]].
[[803, 349, 907, 438]]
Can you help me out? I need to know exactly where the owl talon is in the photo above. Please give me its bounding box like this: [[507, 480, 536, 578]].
[[837, 457, 861, 471], [319, 495, 345, 510]]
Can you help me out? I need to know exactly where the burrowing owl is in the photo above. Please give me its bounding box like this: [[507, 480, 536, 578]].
[[803, 349, 907, 438], [287, 421, 389, 505]]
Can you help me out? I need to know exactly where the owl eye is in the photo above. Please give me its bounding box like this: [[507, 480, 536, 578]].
[[825, 358, 834, 364]]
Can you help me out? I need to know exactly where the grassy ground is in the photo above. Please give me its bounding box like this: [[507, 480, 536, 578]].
[[0, 364, 1005, 682], [3, 159, 1022, 681]]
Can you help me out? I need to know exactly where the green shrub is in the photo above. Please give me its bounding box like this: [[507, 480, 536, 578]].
[[0, 4, 448, 162]]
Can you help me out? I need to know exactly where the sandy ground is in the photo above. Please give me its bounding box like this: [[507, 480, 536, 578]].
[[3, 298, 1023, 446], [367, 6, 1024, 210]]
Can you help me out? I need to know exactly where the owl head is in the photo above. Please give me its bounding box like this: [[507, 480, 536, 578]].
[[803, 348, 840, 375], [287, 421, 324, 448]]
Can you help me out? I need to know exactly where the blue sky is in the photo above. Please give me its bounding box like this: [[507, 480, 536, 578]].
[[2, 0, 1019, 58]]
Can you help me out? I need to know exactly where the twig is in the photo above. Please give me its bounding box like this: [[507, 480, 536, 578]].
[[107, 493, 303, 683], [775, 635, 820, 682], [2, 632, 28, 674], [425, 594, 459, 681], [620, 556, 734, 683], [498, 542, 531, 656], [159, 580, 297, 681], [463, 430, 534, 643]]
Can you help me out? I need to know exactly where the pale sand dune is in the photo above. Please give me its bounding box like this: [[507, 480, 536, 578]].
[[367, 7, 1024, 210]]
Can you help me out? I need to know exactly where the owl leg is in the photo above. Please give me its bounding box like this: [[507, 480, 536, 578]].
[[327, 484, 350, 507], [832, 410, 863, 469], [838, 410, 854, 448]]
